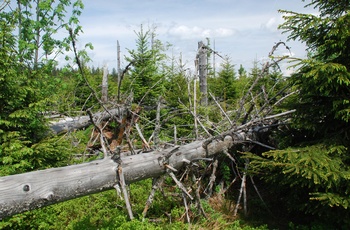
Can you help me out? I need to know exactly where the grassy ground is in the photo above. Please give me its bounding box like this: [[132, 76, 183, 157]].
[[0, 179, 271, 230]]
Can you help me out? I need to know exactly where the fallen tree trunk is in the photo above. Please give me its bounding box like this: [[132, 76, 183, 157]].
[[49, 107, 128, 135], [0, 132, 243, 220]]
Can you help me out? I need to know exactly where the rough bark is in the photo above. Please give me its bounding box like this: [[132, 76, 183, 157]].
[[0, 132, 243, 220]]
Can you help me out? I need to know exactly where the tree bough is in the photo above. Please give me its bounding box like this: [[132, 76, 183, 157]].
[[0, 129, 242, 219]]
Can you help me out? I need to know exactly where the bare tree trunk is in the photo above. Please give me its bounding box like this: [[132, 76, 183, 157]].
[[213, 39, 216, 78], [197, 41, 208, 106], [101, 65, 108, 103], [0, 106, 295, 219], [49, 107, 128, 135], [117, 40, 121, 87], [153, 96, 162, 146], [192, 63, 199, 139], [0, 132, 241, 219]]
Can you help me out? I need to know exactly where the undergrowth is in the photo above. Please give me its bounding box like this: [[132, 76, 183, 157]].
[[0, 179, 269, 230]]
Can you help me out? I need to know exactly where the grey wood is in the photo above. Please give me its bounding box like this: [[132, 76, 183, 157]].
[[0, 133, 241, 219]]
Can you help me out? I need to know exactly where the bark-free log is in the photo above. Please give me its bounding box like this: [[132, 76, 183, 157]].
[[0, 134, 241, 219], [49, 107, 127, 135]]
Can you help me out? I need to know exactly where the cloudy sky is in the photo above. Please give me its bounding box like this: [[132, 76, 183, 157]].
[[77, 0, 316, 75]]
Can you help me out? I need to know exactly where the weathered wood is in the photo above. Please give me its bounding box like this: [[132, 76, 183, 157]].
[[49, 107, 127, 135], [0, 159, 118, 220], [0, 133, 241, 219], [117, 40, 121, 87], [197, 41, 208, 106], [101, 65, 108, 103]]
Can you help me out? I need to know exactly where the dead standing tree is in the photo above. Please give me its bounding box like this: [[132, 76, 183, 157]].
[[101, 65, 109, 103], [196, 40, 224, 106], [197, 41, 208, 106], [0, 42, 294, 221]]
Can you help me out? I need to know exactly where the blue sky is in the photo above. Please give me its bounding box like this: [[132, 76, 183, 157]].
[[77, 0, 316, 75]]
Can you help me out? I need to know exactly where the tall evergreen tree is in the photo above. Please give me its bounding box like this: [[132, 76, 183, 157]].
[[280, 0, 350, 132], [246, 1, 350, 228], [122, 25, 167, 106], [209, 57, 237, 110], [238, 64, 247, 78], [0, 0, 84, 175]]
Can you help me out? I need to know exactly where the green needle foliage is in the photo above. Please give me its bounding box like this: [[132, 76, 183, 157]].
[[122, 25, 168, 106], [244, 1, 350, 228], [0, 0, 84, 175], [208, 57, 238, 111], [4, 0, 350, 228], [279, 0, 350, 130]]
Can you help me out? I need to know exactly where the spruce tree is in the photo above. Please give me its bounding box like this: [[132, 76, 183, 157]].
[[246, 1, 350, 227], [0, 1, 84, 175], [123, 25, 167, 106], [208, 57, 237, 109]]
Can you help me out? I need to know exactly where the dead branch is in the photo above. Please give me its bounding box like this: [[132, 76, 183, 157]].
[[204, 159, 218, 199], [68, 28, 111, 115], [235, 41, 292, 123], [0, 36, 301, 226], [233, 171, 246, 218], [167, 170, 193, 200], [179, 99, 212, 137], [118, 165, 134, 220], [0, 108, 295, 220], [192, 173, 207, 218], [182, 192, 191, 223], [142, 176, 165, 218], [87, 109, 110, 158], [0, 0, 9, 11], [117, 61, 134, 102], [135, 123, 151, 150], [209, 92, 233, 126]]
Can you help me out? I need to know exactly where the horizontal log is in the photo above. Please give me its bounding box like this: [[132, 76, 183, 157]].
[[49, 107, 127, 135], [0, 133, 243, 219]]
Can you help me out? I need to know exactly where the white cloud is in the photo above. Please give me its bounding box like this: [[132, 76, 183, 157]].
[[82, 24, 135, 39], [265, 17, 277, 30], [214, 28, 235, 37], [261, 14, 286, 32], [74, 0, 317, 71], [167, 25, 201, 39], [167, 25, 235, 40]]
